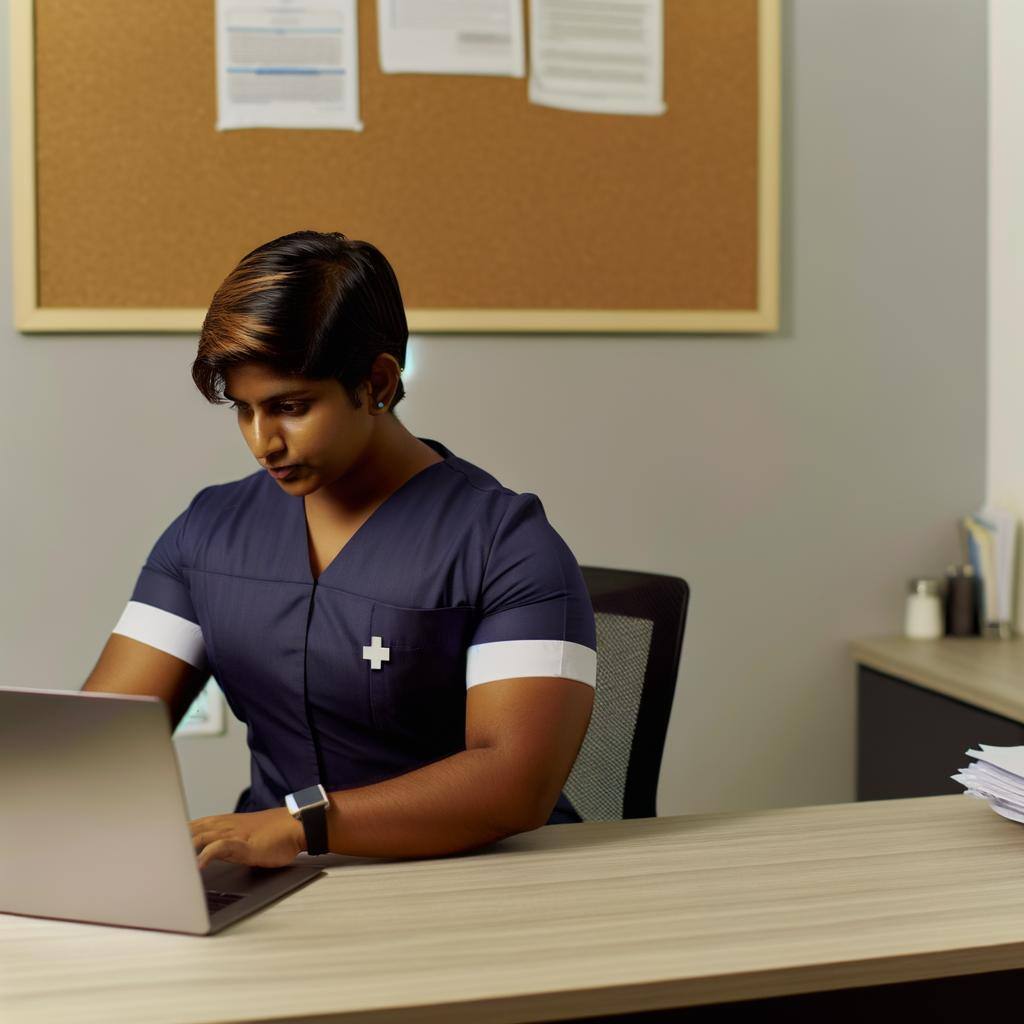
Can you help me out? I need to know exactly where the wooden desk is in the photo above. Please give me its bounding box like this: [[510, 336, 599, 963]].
[[852, 636, 1024, 801], [4, 795, 1024, 1023]]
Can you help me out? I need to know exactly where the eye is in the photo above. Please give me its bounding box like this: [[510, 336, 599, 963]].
[[226, 401, 307, 415]]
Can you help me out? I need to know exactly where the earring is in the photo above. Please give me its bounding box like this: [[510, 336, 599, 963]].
[[377, 401, 384, 409]]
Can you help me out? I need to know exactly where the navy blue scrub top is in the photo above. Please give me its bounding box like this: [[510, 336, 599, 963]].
[[113, 438, 597, 828]]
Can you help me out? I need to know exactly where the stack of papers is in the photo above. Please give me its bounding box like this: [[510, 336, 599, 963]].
[[952, 744, 1024, 824]]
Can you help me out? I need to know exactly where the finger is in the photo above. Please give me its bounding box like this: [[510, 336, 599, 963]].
[[197, 839, 247, 870], [193, 831, 218, 853], [193, 824, 234, 847], [197, 840, 222, 870], [193, 831, 229, 855]]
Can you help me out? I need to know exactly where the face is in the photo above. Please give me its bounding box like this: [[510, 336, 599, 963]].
[[222, 362, 375, 493]]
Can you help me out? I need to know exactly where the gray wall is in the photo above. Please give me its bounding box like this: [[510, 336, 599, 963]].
[[0, 0, 988, 820]]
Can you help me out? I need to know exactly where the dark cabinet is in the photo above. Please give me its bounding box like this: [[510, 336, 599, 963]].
[[857, 666, 1024, 801]]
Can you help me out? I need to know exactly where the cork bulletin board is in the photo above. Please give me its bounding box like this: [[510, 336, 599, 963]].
[[11, 0, 780, 333]]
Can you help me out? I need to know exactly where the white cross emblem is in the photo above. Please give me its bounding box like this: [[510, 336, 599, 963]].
[[362, 635, 390, 670]]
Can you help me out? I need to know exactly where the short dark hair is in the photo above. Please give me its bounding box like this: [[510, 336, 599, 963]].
[[192, 230, 408, 412]]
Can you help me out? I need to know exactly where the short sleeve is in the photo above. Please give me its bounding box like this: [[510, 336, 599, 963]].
[[110, 490, 209, 671], [466, 493, 596, 690]]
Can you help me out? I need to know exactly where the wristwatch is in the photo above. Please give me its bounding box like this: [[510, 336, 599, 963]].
[[284, 783, 330, 855]]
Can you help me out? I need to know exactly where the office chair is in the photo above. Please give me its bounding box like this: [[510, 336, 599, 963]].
[[563, 567, 690, 821]]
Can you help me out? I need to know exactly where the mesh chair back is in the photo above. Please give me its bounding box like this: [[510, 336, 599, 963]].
[[564, 567, 689, 821]]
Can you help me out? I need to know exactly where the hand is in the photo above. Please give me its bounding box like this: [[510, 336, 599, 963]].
[[191, 807, 307, 870]]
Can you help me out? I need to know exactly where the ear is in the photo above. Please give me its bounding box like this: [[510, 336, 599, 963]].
[[368, 354, 400, 407]]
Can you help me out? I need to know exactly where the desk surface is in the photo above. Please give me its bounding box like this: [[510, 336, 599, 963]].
[[851, 635, 1024, 722], [4, 794, 1024, 1023]]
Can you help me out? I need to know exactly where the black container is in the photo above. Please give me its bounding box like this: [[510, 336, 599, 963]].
[[945, 565, 980, 637]]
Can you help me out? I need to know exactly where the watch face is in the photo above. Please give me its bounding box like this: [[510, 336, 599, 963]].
[[294, 784, 323, 805], [290, 784, 327, 811]]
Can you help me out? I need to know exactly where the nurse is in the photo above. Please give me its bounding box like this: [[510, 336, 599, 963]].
[[82, 230, 597, 869]]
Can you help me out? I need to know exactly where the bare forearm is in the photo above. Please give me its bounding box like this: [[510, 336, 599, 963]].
[[317, 748, 541, 859]]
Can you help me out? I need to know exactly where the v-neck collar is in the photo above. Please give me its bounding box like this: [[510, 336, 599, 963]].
[[293, 437, 453, 585]]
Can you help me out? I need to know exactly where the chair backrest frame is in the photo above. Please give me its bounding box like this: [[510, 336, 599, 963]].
[[578, 567, 690, 819]]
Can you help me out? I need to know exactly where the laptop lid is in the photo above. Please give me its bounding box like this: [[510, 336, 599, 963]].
[[0, 686, 324, 935]]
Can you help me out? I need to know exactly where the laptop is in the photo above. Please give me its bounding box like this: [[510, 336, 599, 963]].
[[0, 685, 325, 935]]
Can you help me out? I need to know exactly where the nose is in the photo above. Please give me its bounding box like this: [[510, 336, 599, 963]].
[[247, 412, 286, 463]]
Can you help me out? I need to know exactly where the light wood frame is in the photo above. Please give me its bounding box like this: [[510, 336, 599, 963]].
[[10, 1, 780, 334]]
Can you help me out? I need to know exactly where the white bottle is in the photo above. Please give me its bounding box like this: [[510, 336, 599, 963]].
[[904, 578, 943, 639]]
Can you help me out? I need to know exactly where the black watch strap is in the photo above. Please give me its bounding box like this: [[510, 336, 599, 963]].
[[299, 803, 329, 856], [286, 784, 330, 855]]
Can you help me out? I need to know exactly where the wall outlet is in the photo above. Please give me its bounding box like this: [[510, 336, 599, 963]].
[[174, 677, 226, 737]]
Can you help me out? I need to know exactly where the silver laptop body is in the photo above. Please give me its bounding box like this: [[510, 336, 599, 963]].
[[0, 686, 324, 935]]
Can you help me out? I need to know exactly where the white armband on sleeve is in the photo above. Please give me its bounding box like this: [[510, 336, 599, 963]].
[[466, 639, 596, 689], [112, 601, 207, 671]]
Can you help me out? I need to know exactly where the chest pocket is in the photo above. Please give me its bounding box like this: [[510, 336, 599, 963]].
[[366, 603, 476, 750]]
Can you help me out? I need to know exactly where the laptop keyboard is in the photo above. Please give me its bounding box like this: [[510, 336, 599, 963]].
[[205, 889, 245, 915]]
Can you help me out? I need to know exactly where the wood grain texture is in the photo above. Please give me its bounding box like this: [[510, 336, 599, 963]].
[[3, 795, 1024, 1023], [25, 0, 773, 327], [851, 636, 1024, 724]]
